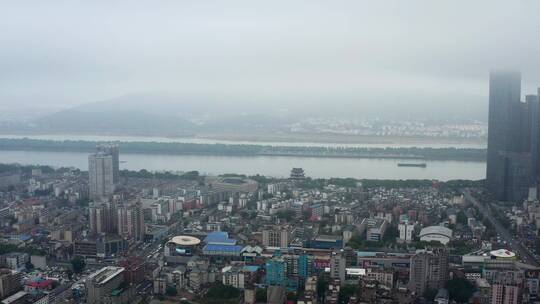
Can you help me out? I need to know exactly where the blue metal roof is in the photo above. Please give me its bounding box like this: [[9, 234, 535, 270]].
[[9, 234, 32, 241], [204, 231, 237, 245], [243, 265, 259, 272], [356, 251, 384, 257], [203, 244, 242, 253]]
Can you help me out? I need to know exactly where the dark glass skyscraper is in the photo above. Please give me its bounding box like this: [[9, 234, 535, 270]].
[[532, 91, 540, 185], [527, 94, 539, 181], [486, 71, 540, 201], [487, 71, 521, 200]]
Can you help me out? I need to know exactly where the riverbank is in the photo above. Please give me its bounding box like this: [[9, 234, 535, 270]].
[[0, 162, 484, 188], [0, 138, 486, 161], [0, 131, 487, 146]]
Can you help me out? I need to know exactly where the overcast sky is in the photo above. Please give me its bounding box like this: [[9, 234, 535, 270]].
[[1, 0, 540, 115]]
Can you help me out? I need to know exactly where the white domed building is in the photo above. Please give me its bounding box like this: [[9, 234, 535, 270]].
[[164, 235, 201, 258], [419, 226, 453, 245], [490, 249, 516, 260]]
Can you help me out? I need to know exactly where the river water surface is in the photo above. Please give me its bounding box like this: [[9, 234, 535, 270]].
[[0, 150, 485, 181]]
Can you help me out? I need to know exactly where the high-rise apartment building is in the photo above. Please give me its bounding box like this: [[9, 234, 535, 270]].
[[89, 202, 117, 235], [89, 144, 119, 200], [266, 255, 287, 286], [491, 284, 519, 304], [329, 251, 346, 284], [96, 144, 119, 183], [398, 222, 415, 243], [0, 269, 22, 299], [262, 227, 290, 248], [117, 202, 145, 242], [486, 71, 540, 201], [409, 249, 449, 296]]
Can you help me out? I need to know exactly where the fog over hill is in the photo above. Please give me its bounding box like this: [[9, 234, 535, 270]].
[[3, 0, 538, 133], [0, 92, 487, 136]]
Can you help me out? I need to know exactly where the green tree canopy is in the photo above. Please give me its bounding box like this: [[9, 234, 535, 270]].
[[423, 288, 438, 302], [276, 209, 296, 222], [338, 284, 359, 304], [165, 286, 178, 296], [446, 277, 476, 303], [204, 283, 240, 304], [457, 211, 468, 226], [255, 288, 267, 302], [71, 256, 86, 273], [317, 277, 329, 299]]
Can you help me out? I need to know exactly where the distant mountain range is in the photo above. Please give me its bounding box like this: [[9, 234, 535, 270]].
[[0, 93, 488, 137], [1, 94, 293, 136], [34, 109, 196, 137]]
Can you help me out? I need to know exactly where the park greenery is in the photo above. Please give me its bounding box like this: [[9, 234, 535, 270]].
[[120, 169, 202, 181], [202, 283, 241, 304], [0, 244, 46, 256], [290, 177, 483, 190]]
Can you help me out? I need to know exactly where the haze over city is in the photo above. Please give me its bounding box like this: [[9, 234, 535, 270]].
[[1, 0, 540, 123], [2, 2, 540, 304]]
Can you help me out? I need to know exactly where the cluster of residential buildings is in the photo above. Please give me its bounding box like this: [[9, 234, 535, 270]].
[[0, 140, 540, 304]]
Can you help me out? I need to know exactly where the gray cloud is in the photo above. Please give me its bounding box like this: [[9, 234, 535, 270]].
[[1, 0, 539, 115]]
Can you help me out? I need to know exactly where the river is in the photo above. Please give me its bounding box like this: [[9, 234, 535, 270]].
[[0, 150, 485, 181]]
